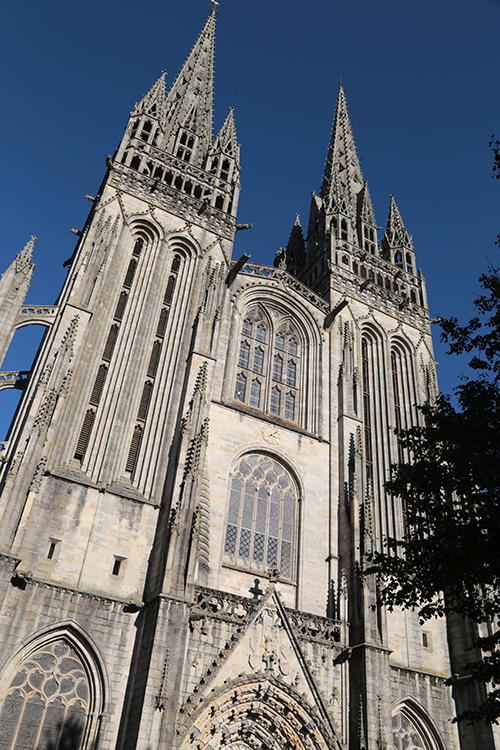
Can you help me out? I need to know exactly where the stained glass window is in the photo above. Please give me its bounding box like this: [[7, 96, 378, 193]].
[[234, 373, 247, 402], [250, 380, 261, 408], [270, 387, 280, 415], [223, 455, 298, 579], [238, 340, 250, 368], [234, 308, 300, 423]]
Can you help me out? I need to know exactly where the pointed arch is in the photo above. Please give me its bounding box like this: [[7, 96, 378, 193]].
[[0, 622, 106, 750], [128, 216, 163, 245], [391, 697, 446, 750], [222, 451, 301, 581], [228, 287, 322, 433], [175, 673, 343, 750]]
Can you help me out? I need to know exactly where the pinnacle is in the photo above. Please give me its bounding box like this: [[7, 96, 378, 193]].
[[358, 181, 376, 227], [211, 108, 240, 166], [383, 195, 413, 254], [134, 71, 167, 119], [16, 235, 36, 273], [285, 214, 306, 271]]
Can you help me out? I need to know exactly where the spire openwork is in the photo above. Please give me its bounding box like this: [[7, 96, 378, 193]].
[[320, 86, 364, 217], [163, 8, 217, 159]]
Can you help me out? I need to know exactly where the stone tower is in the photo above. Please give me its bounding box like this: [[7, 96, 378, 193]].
[[0, 9, 493, 750]]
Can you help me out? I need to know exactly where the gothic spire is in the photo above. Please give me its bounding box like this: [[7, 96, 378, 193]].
[[320, 86, 364, 217], [133, 71, 167, 120], [163, 8, 216, 159], [210, 108, 240, 168]]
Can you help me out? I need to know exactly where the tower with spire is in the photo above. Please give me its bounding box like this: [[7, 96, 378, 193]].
[[0, 9, 490, 750]]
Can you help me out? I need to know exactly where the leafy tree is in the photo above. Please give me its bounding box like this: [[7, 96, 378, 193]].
[[364, 143, 500, 724]]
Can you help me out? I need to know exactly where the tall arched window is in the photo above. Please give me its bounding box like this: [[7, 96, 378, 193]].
[[234, 307, 301, 425], [0, 638, 101, 750], [391, 341, 417, 463], [223, 454, 298, 580]]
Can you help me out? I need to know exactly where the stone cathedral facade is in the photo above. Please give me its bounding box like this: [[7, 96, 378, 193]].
[[0, 9, 493, 750]]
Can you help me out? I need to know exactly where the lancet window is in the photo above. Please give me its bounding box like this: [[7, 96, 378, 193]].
[[223, 454, 298, 580], [176, 130, 196, 163], [75, 236, 146, 463], [234, 307, 301, 424], [361, 329, 391, 535]]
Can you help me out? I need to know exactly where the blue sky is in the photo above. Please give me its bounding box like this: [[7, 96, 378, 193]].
[[1, 0, 499, 438]]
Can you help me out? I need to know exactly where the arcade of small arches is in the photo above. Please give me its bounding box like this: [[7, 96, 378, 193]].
[[120, 118, 237, 215]]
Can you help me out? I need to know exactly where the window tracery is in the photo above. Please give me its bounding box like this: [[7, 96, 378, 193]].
[[223, 454, 298, 579], [392, 711, 435, 750], [0, 640, 91, 750], [234, 308, 300, 424]]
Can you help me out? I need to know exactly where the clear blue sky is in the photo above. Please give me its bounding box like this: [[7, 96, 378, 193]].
[[1, 0, 499, 439]]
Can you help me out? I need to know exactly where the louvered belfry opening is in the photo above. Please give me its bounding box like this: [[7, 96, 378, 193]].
[[74, 409, 96, 461], [125, 252, 183, 475]]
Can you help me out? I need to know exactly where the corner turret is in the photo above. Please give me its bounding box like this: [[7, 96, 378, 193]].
[[274, 214, 306, 276], [207, 108, 241, 216], [0, 236, 36, 368], [381, 195, 416, 274]]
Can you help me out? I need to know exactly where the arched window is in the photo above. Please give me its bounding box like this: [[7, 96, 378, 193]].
[[0, 638, 99, 750], [176, 130, 196, 163], [234, 308, 301, 425], [223, 454, 298, 579], [392, 707, 443, 750]]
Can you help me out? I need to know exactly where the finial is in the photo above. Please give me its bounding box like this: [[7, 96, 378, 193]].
[[210, 0, 219, 6]]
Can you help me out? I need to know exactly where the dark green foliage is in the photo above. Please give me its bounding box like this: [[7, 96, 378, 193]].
[[490, 136, 500, 181], [364, 144, 500, 724]]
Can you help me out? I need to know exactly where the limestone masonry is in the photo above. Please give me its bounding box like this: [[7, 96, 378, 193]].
[[0, 9, 494, 750]]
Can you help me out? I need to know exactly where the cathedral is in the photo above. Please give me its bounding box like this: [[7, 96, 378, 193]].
[[0, 8, 495, 750]]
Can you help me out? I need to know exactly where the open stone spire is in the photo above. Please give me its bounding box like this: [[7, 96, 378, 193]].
[[163, 8, 217, 159], [320, 86, 364, 217]]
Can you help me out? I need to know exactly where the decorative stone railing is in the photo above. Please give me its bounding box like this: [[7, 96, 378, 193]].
[[234, 262, 330, 313], [0, 371, 30, 390], [193, 586, 344, 645], [16, 306, 58, 327]]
